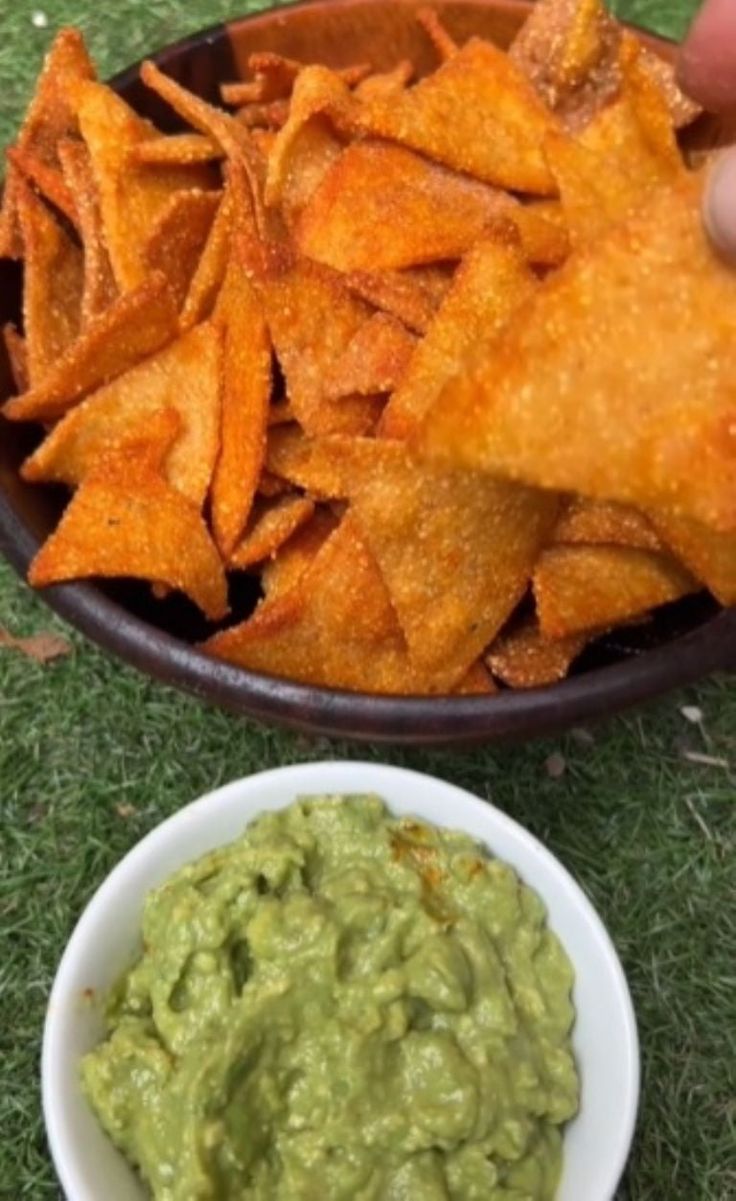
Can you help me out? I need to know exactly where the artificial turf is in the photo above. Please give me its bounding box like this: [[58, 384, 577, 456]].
[[1, 1, 734, 1199]]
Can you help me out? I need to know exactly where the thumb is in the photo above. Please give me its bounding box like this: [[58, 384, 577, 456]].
[[678, 0, 736, 111], [704, 150, 736, 261]]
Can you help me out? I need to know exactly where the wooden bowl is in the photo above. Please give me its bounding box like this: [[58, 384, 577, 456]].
[[1, 0, 735, 746]]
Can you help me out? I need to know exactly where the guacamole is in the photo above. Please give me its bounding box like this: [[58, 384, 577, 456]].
[[82, 796, 579, 1200]]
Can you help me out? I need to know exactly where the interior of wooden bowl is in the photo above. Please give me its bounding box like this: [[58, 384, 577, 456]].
[[0, 0, 734, 739]]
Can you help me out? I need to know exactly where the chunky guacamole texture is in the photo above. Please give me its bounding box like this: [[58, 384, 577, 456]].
[[82, 796, 579, 1201]]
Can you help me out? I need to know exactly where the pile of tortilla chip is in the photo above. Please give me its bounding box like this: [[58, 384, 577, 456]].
[[2, 1, 731, 697]]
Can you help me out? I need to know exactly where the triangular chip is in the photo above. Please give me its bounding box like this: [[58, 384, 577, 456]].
[[420, 175, 736, 532], [297, 140, 567, 273], [260, 506, 339, 597], [22, 322, 222, 507], [57, 138, 118, 326], [229, 495, 316, 570], [3, 325, 29, 394], [454, 661, 498, 694], [647, 512, 736, 607], [179, 185, 233, 331], [487, 615, 587, 688], [144, 189, 221, 310], [222, 55, 371, 107], [6, 146, 77, 227], [553, 498, 661, 552], [235, 99, 290, 130], [381, 234, 536, 440], [16, 181, 83, 388], [343, 266, 452, 335], [3, 271, 178, 422], [416, 7, 459, 61], [353, 39, 562, 194], [543, 131, 642, 247], [28, 433, 228, 621], [0, 28, 96, 258], [344, 440, 559, 684], [266, 428, 375, 498], [203, 514, 448, 694], [323, 313, 416, 400], [533, 545, 697, 638], [210, 239, 272, 558], [75, 80, 215, 292], [264, 66, 355, 209], [271, 118, 343, 232], [131, 133, 223, 165], [354, 61, 414, 102]]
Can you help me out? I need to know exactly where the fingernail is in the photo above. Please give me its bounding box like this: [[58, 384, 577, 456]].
[[704, 150, 736, 261]]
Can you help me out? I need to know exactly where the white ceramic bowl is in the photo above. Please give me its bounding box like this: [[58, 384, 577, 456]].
[[43, 761, 640, 1201]]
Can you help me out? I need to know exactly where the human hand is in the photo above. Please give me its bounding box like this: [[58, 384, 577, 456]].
[[678, 0, 736, 257]]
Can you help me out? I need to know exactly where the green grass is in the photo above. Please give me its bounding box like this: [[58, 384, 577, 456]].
[[2, 1, 735, 1198]]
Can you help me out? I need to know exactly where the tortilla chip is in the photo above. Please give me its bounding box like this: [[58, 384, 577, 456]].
[[3, 271, 178, 422], [297, 141, 566, 273], [421, 175, 736, 533], [229, 495, 316, 570], [647, 512, 736, 607], [354, 61, 414, 102], [203, 514, 444, 694], [323, 313, 416, 400], [131, 133, 223, 166], [416, 7, 459, 61], [533, 544, 697, 638], [543, 130, 640, 247], [0, 28, 96, 258], [58, 139, 118, 326], [3, 325, 29, 394], [139, 60, 271, 242], [453, 661, 498, 694], [75, 82, 215, 293], [16, 181, 84, 388], [260, 506, 340, 596], [28, 435, 228, 621], [346, 440, 558, 683], [270, 118, 343, 232], [553, 497, 661, 551], [381, 233, 536, 440], [22, 322, 222, 507], [268, 400, 296, 427], [354, 39, 562, 194], [144, 189, 220, 310], [487, 615, 587, 687], [257, 471, 291, 498], [235, 100, 291, 130], [210, 241, 272, 558], [179, 185, 233, 330], [266, 429, 376, 498], [265, 66, 355, 209], [6, 146, 77, 226], [252, 250, 374, 434], [343, 266, 452, 335], [222, 55, 371, 107]]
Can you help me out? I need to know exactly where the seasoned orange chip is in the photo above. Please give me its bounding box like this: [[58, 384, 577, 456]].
[[272, 119, 343, 233], [267, 400, 297, 428], [487, 616, 587, 688], [3, 271, 178, 422], [253, 252, 375, 435], [323, 313, 416, 400], [454, 661, 498, 695], [346, 441, 558, 684], [382, 234, 536, 440], [553, 498, 661, 552], [354, 61, 414, 102], [297, 141, 566, 273], [266, 429, 374, 498], [265, 66, 355, 209], [179, 185, 233, 331], [58, 139, 118, 326], [230, 495, 316, 570], [3, 325, 29, 394], [354, 39, 562, 194], [260, 506, 339, 596], [647, 512, 736, 607], [204, 514, 445, 694], [22, 322, 222, 507], [344, 266, 452, 335], [17, 181, 83, 388], [0, 28, 96, 258], [421, 175, 736, 533], [235, 99, 291, 130], [75, 81, 215, 292], [131, 132, 222, 166], [543, 131, 640, 247], [210, 239, 272, 558], [222, 55, 371, 107], [6, 146, 77, 226], [416, 7, 459, 61], [29, 436, 228, 621], [533, 545, 697, 639], [144, 189, 220, 310]]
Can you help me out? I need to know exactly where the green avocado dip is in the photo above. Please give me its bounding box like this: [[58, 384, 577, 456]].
[[82, 796, 579, 1201]]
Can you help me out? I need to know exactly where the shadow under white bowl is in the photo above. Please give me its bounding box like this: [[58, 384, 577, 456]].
[[43, 761, 640, 1201]]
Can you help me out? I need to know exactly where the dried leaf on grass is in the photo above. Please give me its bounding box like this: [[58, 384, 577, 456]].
[[0, 627, 72, 664]]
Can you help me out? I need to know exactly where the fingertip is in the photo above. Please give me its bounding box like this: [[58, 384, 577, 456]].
[[677, 0, 736, 111], [704, 149, 736, 262]]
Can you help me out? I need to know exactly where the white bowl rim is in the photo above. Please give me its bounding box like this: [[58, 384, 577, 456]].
[[42, 760, 640, 1201]]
